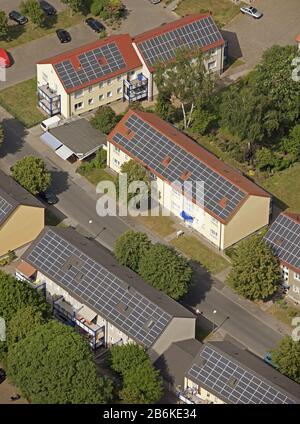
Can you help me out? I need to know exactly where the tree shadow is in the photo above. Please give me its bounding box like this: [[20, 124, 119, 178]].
[[0, 118, 28, 158], [49, 169, 70, 195], [181, 260, 214, 310]]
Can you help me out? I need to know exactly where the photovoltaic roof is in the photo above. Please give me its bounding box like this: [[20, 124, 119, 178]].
[[109, 110, 259, 222], [264, 213, 300, 273], [186, 344, 298, 404], [0, 191, 15, 225], [134, 14, 224, 69], [39, 35, 142, 93], [23, 227, 194, 348]]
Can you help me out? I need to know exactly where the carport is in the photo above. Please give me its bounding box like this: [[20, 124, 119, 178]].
[[40, 118, 106, 161]]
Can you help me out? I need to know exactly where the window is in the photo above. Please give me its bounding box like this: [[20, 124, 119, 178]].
[[107, 79, 112, 85], [99, 82, 104, 89], [295, 273, 300, 281], [210, 48, 217, 56], [292, 285, 300, 294], [117, 87, 122, 94], [114, 146, 120, 154], [74, 89, 83, 99], [113, 158, 120, 166], [208, 61, 217, 70], [88, 86, 94, 93], [211, 216, 218, 225], [88, 98, 94, 105], [107, 91, 112, 98], [210, 229, 218, 239], [99, 94, 104, 101], [74, 102, 83, 111]]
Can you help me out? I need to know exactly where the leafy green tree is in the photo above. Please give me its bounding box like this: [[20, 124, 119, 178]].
[[255, 147, 278, 171], [154, 48, 214, 129], [190, 107, 215, 135], [139, 244, 192, 300], [110, 343, 149, 375], [121, 363, 163, 404], [7, 306, 46, 346], [251, 45, 300, 128], [20, 0, 44, 27], [12, 156, 51, 195], [91, 106, 118, 134], [7, 320, 113, 403], [91, 0, 123, 20], [114, 231, 151, 272], [155, 91, 175, 123], [281, 124, 300, 161], [0, 271, 49, 323], [227, 236, 281, 300], [271, 336, 300, 384], [0, 124, 3, 146], [61, 0, 85, 14], [0, 10, 8, 40], [117, 159, 149, 204]]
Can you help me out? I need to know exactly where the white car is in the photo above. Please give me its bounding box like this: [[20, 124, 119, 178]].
[[240, 6, 263, 19]]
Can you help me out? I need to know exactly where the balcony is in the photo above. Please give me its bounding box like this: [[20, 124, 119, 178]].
[[38, 85, 61, 116], [123, 73, 148, 102], [15, 261, 46, 293], [177, 387, 209, 404]]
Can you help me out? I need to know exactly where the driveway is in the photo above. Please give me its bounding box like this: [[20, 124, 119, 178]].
[[223, 0, 300, 70], [0, 0, 177, 90]]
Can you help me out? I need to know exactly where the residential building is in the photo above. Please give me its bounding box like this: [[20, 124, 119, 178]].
[[264, 212, 300, 303], [156, 340, 300, 404], [18, 226, 196, 355], [132, 13, 225, 99], [0, 170, 44, 258], [107, 109, 271, 250], [37, 34, 144, 118]]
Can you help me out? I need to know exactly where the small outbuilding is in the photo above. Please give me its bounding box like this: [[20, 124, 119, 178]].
[[40, 118, 106, 161]]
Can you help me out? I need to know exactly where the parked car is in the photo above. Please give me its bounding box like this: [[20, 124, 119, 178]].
[[40, 191, 59, 205], [8, 10, 28, 25], [0, 48, 11, 68], [263, 353, 279, 369], [40, 1, 57, 15], [149, 0, 161, 4], [41, 115, 61, 131], [0, 368, 6, 384], [56, 29, 71, 43], [85, 17, 105, 34], [240, 6, 263, 19]]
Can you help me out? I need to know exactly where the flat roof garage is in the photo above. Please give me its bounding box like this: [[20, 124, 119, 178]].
[[40, 118, 106, 161]]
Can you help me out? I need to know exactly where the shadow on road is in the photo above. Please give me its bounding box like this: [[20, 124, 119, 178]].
[[50, 169, 70, 195], [182, 260, 214, 311], [0, 118, 28, 158]]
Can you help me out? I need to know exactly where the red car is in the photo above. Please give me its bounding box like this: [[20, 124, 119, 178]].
[[0, 48, 11, 68]]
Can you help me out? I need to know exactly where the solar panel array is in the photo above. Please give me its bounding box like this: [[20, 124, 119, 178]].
[[0, 194, 14, 225], [136, 16, 222, 67], [55, 42, 126, 90], [25, 229, 172, 347], [187, 345, 295, 404], [112, 114, 245, 221], [264, 214, 300, 272]]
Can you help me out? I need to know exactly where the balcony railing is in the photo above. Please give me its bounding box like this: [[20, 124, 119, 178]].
[[123, 73, 148, 102], [177, 388, 208, 404], [38, 85, 61, 116]]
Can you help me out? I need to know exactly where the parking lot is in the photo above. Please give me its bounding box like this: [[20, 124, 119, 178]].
[[224, 0, 300, 68], [0, 0, 65, 15]]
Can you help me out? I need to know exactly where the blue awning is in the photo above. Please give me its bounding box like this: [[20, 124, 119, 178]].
[[180, 211, 194, 222]]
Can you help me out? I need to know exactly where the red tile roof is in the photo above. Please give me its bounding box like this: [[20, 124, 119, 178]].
[[38, 34, 142, 93], [133, 14, 225, 71], [108, 109, 270, 224]]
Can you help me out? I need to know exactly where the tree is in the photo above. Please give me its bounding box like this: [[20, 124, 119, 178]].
[[91, 0, 123, 20], [139, 244, 192, 300], [255, 147, 278, 171], [20, 0, 44, 27], [12, 156, 51, 195], [7, 320, 113, 403], [91, 106, 118, 134], [155, 91, 175, 123], [190, 107, 215, 135], [0, 124, 3, 146], [117, 159, 149, 204], [227, 236, 281, 300], [154, 48, 214, 129], [120, 363, 163, 404], [61, 0, 85, 14], [114, 231, 151, 272], [271, 336, 300, 384], [0, 271, 49, 323], [281, 124, 300, 161], [7, 306, 46, 346], [110, 343, 149, 375], [0, 10, 8, 40]]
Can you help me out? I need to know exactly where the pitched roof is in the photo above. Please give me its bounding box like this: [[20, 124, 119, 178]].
[[108, 110, 270, 224], [38, 34, 142, 93], [22, 227, 194, 348], [0, 170, 44, 226], [264, 212, 300, 274], [186, 341, 300, 404], [133, 14, 224, 71]]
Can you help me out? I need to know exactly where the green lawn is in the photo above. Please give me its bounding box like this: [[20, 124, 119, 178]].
[[175, 0, 241, 27], [1, 11, 84, 49], [77, 167, 116, 186], [136, 215, 176, 238], [267, 300, 299, 328], [171, 235, 230, 275], [0, 78, 44, 128], [261, 163, 300, 212]]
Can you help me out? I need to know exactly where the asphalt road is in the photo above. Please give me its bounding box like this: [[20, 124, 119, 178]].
[[0, 107, 285, 358]]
